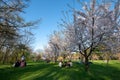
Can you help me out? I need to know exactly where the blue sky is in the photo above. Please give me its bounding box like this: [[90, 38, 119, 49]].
[[22, 0, 75, 51], [22, 0, 115, 51]]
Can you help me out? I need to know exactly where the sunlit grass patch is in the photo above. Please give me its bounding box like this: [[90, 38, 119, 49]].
[[0, 60, 120, 80]]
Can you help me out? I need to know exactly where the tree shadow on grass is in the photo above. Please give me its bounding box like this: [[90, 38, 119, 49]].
[[0, 62, 120, 80], [33, 62, 120, 80], [88, 63, 120, 80], [0, 62, 49, 80]]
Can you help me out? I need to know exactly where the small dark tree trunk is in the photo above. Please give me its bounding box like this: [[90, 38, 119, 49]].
[[106, 53, 110, 65], [55, 56, 57, 63], [63, 54, 66, 62], [106, 58, 109, 65], [84, 56, 89, 72], [78, 44, 90, 72], [2, 52, 7, 64], [54, 51, 57, 63]]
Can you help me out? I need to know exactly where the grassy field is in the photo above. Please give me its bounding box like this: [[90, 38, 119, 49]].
[[0, 60, 120, 80]]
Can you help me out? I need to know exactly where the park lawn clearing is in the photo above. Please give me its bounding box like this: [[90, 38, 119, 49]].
[[0, 60, 120, 80]]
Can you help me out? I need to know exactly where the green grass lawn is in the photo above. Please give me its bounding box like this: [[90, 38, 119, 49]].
[[0, 60, 120, 80]]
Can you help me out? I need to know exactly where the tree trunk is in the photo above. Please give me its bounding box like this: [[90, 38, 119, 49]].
[[84, 56, 89, 72], [106, 59, 109, 65], [2, 52, 7, 64], [54, 55, 57, 63], [54, 51, 57, 63]]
